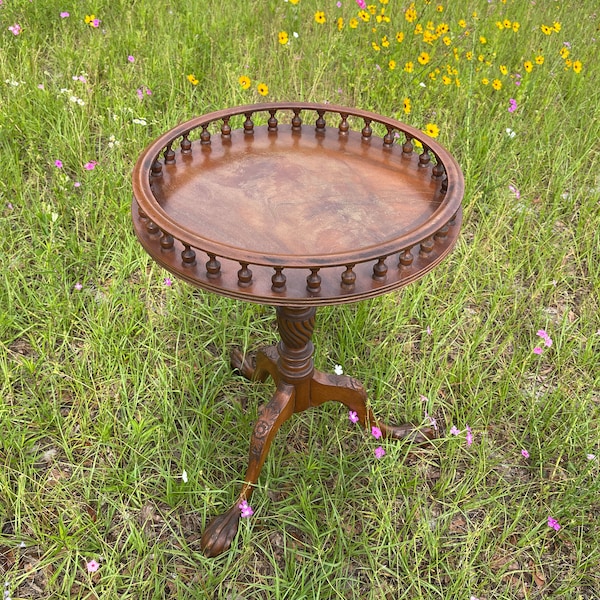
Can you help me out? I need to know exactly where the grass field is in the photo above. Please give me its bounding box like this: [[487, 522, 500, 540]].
[[1, 0, 599, 598]]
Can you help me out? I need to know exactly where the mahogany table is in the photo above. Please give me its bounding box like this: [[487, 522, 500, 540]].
[[131, 102, 464, 556]]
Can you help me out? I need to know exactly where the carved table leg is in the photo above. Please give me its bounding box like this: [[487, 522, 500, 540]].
[[230, 345, 280, 384], [200, 382, 295, 557], [310, 370, 435, 444]]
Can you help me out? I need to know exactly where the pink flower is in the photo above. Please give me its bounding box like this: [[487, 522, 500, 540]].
[[374, 446, 385, 459], [371, 426, 382, 439], [8, 24, 22, 35], [547, 516, 561, 531], [348, 410, 359, 424], [164, 277, 172, 286], [533, 346, 543, 355], [60, 12, 70, 18], [521, 449, 530, 458], [239, 500, 253, 518], [128, 55, 135, 62], [508, 184, 520, 199], [537, 329, 553, 347], [86, 560, 100, 573], [356, 0, 366, 8], [84, 161, 97, 170], [450, 426, 460, 436], [465, 425, 473, 446], [74, 282, 83, 290], [508, 98, 518, 112], [55, 160, 63, 168]]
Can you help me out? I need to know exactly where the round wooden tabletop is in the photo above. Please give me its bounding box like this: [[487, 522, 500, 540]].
[[132, 103, 463, 306]]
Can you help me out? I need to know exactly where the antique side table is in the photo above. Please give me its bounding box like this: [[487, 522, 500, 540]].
[[131, 102, 464, 557]]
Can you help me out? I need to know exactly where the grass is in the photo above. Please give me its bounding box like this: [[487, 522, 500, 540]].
[[1, 0, 599, 598]]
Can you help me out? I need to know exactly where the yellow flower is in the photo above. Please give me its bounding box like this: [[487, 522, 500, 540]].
[[499, 65, 508, 75], [495, 20, 504, 30], [503, 19, 511, 28], [414, 23, 423, 35], [524, 60, 533, 73], [552, 21, 561, 32], [442, 36, 452, 46], [458, 19, 466, 28], [541, 24, 552, 35], [187, 74, 199, 85], [442, 75, 452, 85], [349, 18, 358, 28], [396, 31, 404, 43], [388, 59, 396, 70], [559, 46, 570, 60], [371, 41, 380, 51], [403, 97, 411, 114], [381, 35, 389, 47], [481, 78, 489, 85], [337, 17, 344, 31], [314, 11, 326, 24], [257, 83, 269, 96], [358, 10, 370, 22], [535, 55, 544, 65], [572, 60, 583, 73], [404, 61, 414, 73], [278, 31, 289, 45], [238, 75, 251, 89], [512, 21, 520, 32], [289, 0, 299, 4], [465, 51, 473, 61], [492, 79, 502, 90], [479, 36, 487, 44], [404, 4, 417, 23], [368, 4, 377, 14], [418, 51, 430, 65], [84, 14, 95, 24], [437, 4, 444, 12], [424, 123, 440, 138]]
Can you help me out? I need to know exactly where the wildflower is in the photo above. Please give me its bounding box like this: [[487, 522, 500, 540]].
[[334, 364, 343, 375], [541, 24, 552, 35], [508, 184, 520, 199], [506, 128, 516, 138], [418, 51, 430, 65], [535, 55, 544, 65], [257, 83, 268, 96], [404, 61, 414, 73], [181, 470, 188, 483], [60, 12, 70, 18], [403, 97, 411, 114], [587, 454, 596, 461], [128, 55, 135, 62], [423, 123, 440, 138], [74, 282, 83, 291], [356, 0, 366, 7], [86, 560, 100, 573], [521, 449, 530, 458], [239, 500, 254, 518], [337, 17, 344, 30], [238, 75, 251, 89], [85, 15, 100, 27], [84, 161, 97, 170], [187, 74, 199, 85], [547, 516, 561, 531], [465, 425, 473, 446], [405, 4, 417, 23], [164, 277, 172, 286], [524, 60, 533, 73], [371, 426, 382, 439], [278, 31, 289, 44], [396, 31, 404, 43], [388, 59, 396, 70], [314, 11, 326, 24], [8, 24, 22, 35], [349, 411, 359, 424], [500, 65, 508, 76], [533, 347, 543, 355], [450, 426, 460, 436], [55, 160, 63, 168], [508, 98, 518, 113], [374, 446, 386, 459], [492, 79, 502, 91], [512, 22, 520, 32], [572, 60, 583, 74], [132, 118, 147, 125]]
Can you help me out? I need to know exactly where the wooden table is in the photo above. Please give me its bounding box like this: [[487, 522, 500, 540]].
[[132, 102, 464, 556]]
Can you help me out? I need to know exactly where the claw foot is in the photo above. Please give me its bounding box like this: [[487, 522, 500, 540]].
[[381, 423, 436, 445], [200, 504, 242, 557]]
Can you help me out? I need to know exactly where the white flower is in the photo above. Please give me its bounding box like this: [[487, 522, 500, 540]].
[[334, 364, 343, 375], [132, 118, 147, 126], [506, 128, 516, 138], [181, 470, 188, 483]]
